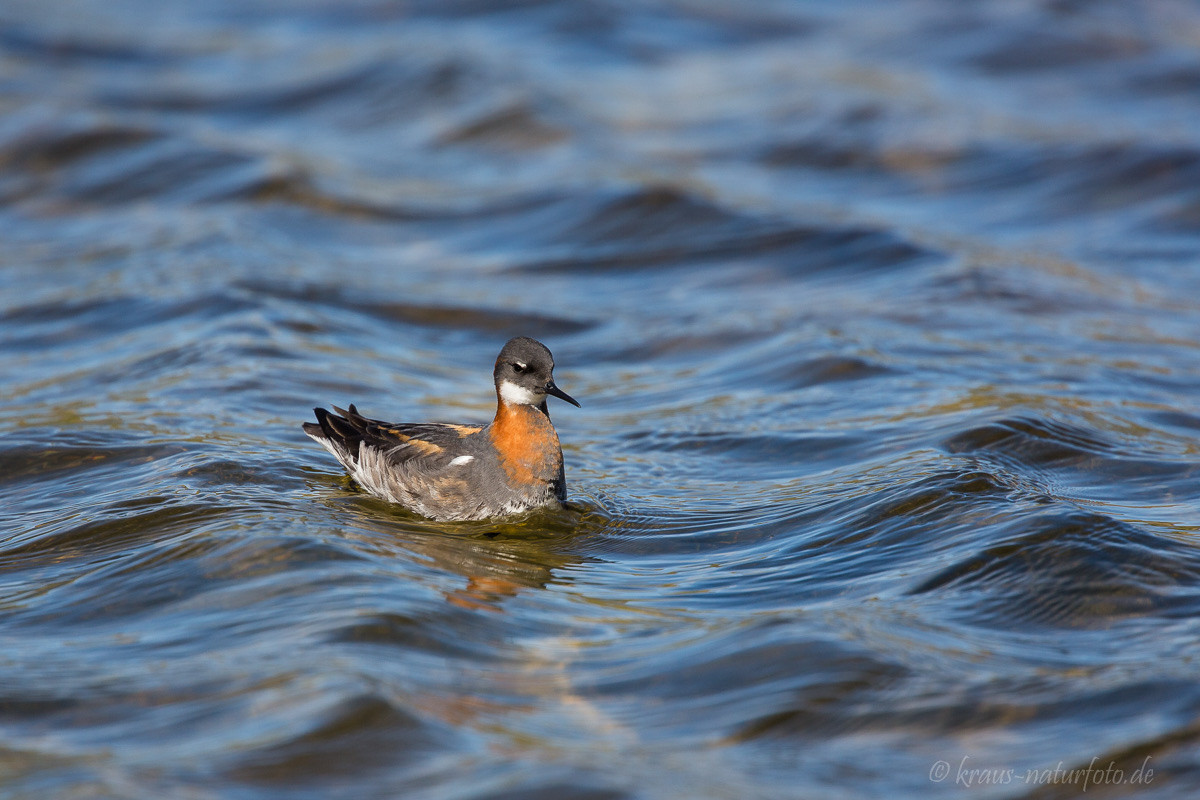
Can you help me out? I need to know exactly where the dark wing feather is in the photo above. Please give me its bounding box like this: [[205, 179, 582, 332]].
[[305, 407, 364, 454], [312, 404, 478, 468]]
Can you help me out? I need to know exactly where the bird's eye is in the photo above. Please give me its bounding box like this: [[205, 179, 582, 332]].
[[512, 361, 527, 373]]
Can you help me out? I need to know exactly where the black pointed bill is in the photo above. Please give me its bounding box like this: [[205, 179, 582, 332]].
[[545, 380, 581, 408]]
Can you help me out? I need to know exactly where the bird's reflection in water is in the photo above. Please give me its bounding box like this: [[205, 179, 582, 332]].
[[323, 489, 602, 612]]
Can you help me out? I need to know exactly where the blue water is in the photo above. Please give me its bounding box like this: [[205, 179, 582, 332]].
[[2, 1, 1200, 798]]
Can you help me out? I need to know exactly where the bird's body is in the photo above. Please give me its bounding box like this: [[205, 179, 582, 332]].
[[303, 337, 579, 521]]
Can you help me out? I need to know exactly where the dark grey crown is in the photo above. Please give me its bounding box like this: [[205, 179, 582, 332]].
[[492, 337, 580, 408], [494, 336, 556, 388]]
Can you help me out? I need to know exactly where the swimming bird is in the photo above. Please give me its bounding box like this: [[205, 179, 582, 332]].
[[303, 337, 580, 521]]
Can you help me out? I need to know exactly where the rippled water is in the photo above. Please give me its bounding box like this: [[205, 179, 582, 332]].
[[3, 1, 1200, 798]]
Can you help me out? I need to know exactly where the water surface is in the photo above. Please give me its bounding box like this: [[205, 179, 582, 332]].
[[2, 1, 1200, 798]]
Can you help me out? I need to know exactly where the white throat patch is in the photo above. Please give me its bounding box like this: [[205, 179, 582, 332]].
[[499, 380, 541, 406]]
